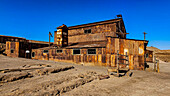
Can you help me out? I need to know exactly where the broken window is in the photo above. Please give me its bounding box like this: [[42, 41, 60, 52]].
[[84, 29, 91, 34], [10, 49, 14, 53], [87, 49, 96, 54], [57, 49, 63, 53], [43, 50, 49, 53], [32, 52, 35, 57], [73, 49, 80, 55]]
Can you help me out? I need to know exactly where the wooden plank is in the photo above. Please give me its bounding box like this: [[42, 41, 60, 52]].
[[111, 54, 115, 67]]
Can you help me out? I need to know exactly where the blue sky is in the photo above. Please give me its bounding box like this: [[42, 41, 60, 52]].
[[0, 0, 170, 49]]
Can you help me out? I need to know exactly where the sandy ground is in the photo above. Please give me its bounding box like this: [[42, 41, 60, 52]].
[[0, 55, 170, 96]]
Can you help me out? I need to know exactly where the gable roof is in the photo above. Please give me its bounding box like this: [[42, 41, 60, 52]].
[[68, 18, 122, 29], [0, 35, 26, 39], [28, 40, 50, 44], [56, 24, 67, 29]]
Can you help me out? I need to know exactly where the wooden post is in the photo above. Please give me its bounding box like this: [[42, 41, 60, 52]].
[[157, 60, 159, 73], [49, 32, 53, 46], [126, 52, 130, 76], [143, 32, 147, 70], [154, 57, 156, 72], [144, 54, 146, 70], [49, 32, 50, 46], [117, 50, 119, 77]]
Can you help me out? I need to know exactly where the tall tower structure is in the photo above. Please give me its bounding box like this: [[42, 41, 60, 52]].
[[54, 24, 68, 47]]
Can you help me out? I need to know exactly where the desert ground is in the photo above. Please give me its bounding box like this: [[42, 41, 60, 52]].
[[0, 55, 170, 96]]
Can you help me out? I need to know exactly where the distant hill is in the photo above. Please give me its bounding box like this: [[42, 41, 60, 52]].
[[147, 46, 170, 62], [146, 46, 160, 52]]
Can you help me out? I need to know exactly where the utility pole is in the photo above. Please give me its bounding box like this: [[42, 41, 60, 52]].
[[143, 32, 147, 70], [49, 32, 53, 46], [143, 32, 147, 40]]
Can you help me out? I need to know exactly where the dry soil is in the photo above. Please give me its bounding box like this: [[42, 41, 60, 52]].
[[0, 55, 170, 96]]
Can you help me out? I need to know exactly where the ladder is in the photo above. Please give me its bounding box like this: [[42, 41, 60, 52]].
[[107, 50, 130, 77]]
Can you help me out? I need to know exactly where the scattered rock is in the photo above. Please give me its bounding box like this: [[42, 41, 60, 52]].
[[98, 75, 110, 80]]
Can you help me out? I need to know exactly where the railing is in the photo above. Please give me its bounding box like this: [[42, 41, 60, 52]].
[[108, 50, 130, 77]]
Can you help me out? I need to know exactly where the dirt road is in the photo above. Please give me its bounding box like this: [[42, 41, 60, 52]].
[[0, 55, 170, 96]]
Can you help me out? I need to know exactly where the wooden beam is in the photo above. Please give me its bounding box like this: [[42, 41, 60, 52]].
[[116, 32, 129, 34], [117, 50, 119, 77]]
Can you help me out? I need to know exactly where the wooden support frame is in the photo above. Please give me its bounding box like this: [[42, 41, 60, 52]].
[[107, 50, 130, 77]]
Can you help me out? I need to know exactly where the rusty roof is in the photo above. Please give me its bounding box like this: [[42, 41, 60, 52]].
[[68, 18, 122, 29], [57, 24, 67, 29], [0, 35, 50, 44], [28, 40, 50, 44], [65, 41, 106, 48], [32, 41, 106, 50], [108, 36, 149, 42], [0, 35, 26, 39]]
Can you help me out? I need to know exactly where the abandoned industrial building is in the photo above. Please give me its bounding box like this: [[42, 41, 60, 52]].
[[0, 35, 49, 58], [31, 16, 150, 70]]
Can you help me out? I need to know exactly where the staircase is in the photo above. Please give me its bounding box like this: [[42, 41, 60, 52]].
[[107, 50, 130, 77]]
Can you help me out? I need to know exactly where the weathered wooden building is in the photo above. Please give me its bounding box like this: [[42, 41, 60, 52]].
[[5, 40, 49, 58], [32, 17, 148, 70], [0, 35, 49, 58], [145, 50, 154, 62], [0, 35, 26, 43], [0, 35, 26, 54]]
